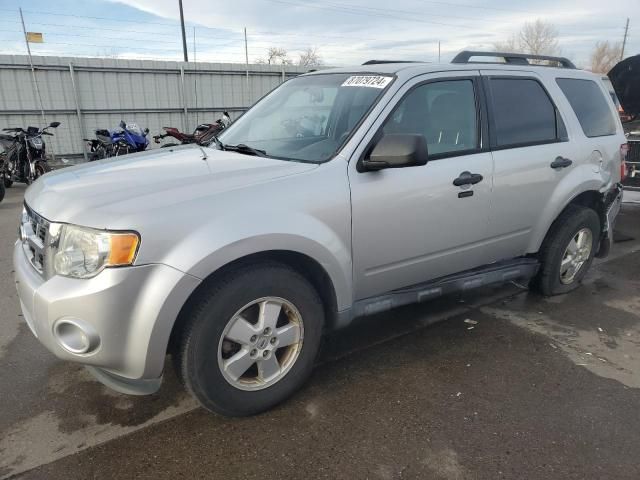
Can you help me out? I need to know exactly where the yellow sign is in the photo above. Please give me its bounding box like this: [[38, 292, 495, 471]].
[[26, 32, 43, 43]]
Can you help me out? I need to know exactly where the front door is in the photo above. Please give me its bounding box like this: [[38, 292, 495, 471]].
[[349, 72, 495, 300]]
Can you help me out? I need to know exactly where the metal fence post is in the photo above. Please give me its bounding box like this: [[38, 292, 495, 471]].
[[68, 62, 88, 162], [180, 66, 188, 131]]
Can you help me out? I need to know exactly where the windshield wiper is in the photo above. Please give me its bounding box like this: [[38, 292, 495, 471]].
[[211, 135, 225, 150], [224, 143, 267, 157]]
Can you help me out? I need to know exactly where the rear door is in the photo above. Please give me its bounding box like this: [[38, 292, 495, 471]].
[[480, 71, 576, 262]]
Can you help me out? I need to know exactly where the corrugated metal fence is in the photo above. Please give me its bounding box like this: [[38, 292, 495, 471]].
[[0, 55, 308, 158]]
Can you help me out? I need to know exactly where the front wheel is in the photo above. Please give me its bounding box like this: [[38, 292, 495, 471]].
[[175, 263, 324, 416], [532, 204, 600, 296], [26, 162, 49, 184]]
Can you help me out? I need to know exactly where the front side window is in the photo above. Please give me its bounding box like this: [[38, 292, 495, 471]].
[[218, 73, 392, 162], [488, 78, 558, 148], [383, 79, 478, 156], [556, 78, 617, 138]]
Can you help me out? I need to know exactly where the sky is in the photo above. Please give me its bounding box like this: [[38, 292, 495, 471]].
[[0, 0, 636, 68]]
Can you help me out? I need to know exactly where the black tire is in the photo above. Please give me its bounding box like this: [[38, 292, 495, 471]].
[[0, 180, 4, 203], [3, 175, 11, 188], [532, 204, 600, 296], [34, 162, 48, 178], [175, 262, 325, 416]]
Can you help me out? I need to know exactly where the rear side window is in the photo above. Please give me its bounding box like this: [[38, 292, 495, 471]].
[[487, 78, 559, 148], [556, 78, 617, 137]]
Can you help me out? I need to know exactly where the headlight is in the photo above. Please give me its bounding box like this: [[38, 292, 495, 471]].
[[53, 225, 139, 279]]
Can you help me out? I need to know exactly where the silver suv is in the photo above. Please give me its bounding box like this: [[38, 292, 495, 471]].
[[14, 52, 625, 416]]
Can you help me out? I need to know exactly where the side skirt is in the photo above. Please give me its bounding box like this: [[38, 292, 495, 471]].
[[342, 257, 539, 325]]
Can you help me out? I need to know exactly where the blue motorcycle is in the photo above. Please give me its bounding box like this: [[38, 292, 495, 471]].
[[110, 120, 149, 156]]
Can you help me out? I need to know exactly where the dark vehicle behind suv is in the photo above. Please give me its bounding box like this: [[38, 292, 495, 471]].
[[608, 55, 640, 191]]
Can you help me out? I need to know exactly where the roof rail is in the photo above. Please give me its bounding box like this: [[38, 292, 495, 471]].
[[451, 51, 576, 69], [362, 60, 423, 65]]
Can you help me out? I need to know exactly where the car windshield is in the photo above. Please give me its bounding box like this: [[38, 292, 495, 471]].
[[217, 73, 393, 163]]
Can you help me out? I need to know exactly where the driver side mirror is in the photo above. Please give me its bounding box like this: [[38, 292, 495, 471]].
[[49, 121, 61, 128], [360, 134, 428, 172]]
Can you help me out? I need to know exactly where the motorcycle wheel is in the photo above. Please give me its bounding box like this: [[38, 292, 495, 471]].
[[3, 174, 12, 188], [0, 180, 5, 203], [27, 162, 48, 184]]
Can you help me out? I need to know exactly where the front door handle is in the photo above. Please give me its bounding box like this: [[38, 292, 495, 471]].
[[453, 171, 483, 187], [550, 156, 573, 169]]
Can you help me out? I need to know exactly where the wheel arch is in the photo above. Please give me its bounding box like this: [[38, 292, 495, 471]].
[[528, 187, 607, 255], [167, 249, 341, 357]]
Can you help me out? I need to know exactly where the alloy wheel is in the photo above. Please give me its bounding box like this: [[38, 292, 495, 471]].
[[217, 297, 304, 391], [559, 228, 593, 284]]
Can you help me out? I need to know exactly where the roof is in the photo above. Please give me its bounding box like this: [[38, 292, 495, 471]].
[[305, 62, 599, 81]]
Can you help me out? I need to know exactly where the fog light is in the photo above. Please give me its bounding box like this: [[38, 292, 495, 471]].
[[53, 318, 100, 354]]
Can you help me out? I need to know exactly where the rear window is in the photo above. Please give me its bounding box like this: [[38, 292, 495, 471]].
[[556, 78, 617, 138], [487, 78, 559, 148]]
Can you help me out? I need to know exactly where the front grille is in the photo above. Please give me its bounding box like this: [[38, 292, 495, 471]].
[[21, 204, 50, 276], [628, 141, 640, 163], [624, 140, 640, 189]]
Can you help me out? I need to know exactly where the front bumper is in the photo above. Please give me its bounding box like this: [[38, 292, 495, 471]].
[[13, 240, 200, 392]]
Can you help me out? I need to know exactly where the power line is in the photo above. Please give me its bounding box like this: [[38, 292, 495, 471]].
[[21, 9, 184, 28], [262, 0, 478, 30]]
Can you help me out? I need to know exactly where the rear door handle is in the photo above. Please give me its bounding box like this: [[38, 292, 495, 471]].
[[453, 171, 483, 187], [550, 156, 573, 169]]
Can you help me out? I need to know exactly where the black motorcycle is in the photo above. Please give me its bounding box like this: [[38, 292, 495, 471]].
[[0, 150, 4, 202], [1, 121, 60, 186], [84, 129, 112, 161]]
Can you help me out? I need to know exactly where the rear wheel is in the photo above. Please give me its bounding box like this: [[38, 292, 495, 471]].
[[175, 263, 324, 416], [532, 204, 600, 296]]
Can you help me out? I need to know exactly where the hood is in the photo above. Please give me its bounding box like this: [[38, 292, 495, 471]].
[[25, 145, 317, 227], [608, 55, 640, 116]]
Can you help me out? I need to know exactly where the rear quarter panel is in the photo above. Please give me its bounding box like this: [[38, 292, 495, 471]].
[[526, 70, 625, 253]]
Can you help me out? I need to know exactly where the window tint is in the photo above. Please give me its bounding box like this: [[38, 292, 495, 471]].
[[383, 80, 478, 156], [488, 78, 558, 147], [556, 78, 617, 137]]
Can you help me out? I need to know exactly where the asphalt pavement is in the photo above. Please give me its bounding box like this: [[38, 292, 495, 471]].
[[1, 183, 639, 479]]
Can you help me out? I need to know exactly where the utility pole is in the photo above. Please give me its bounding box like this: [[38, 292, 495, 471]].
[[19, 8, 46, 125], [244, 28, 249, 93], [179, 0, 188, 62], [193, 27, 198, 125], [621, 17, 629, 61]]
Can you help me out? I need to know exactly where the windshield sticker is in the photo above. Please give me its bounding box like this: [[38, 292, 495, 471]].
[[341, 75, 392, 89]]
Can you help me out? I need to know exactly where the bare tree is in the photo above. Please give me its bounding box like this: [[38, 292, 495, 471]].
[[590, 41, 622, 73], [256, 47, 292, 65], [519, 20, 560, 56], [298, 47, 323, 67], [493, 35, 520, 53], [494, 19, 560, 60]]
